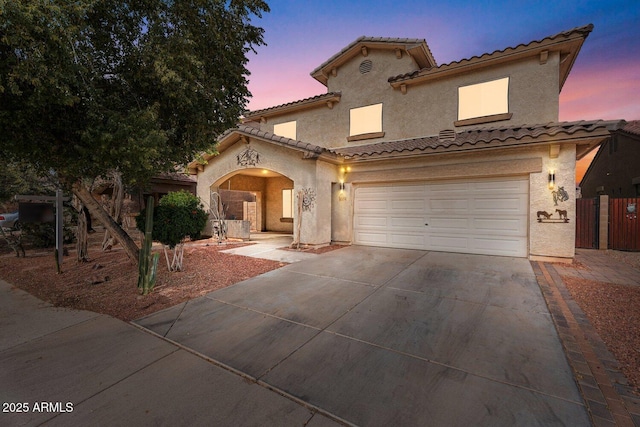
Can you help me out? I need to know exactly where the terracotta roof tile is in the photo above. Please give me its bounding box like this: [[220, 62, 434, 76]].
[[230, 124, 332, 156], [388, 24, 593, 84], [311, 36, 435, 76], [152, 172, 196, 183], [334, 120, 623, 160], [244, 92, 341, 119], [622, 120, 640, 136]]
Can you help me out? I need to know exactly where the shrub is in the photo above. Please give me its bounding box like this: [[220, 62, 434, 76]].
[[137, 191, 208, 248], [21, 220, 75, 248]]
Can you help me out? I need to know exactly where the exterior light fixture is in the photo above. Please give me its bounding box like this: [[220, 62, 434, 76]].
[[548, 170, 556, 190], [338, 166, 350, 201]]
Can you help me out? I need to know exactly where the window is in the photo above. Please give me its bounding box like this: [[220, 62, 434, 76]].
[[282, 189, 294, 218], [458, 77, 509, 121], [349, 103, 382, 136], [273, 121, 297, 140]]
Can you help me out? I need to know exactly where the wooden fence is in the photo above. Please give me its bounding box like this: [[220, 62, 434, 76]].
[[609, 197, 640, 251], [575, 198, 598, 249]]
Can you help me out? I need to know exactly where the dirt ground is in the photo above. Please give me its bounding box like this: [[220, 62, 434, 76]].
[[1, 229, 638, 394], [0, 230, 342, 322], [562, 252, 640, 395]]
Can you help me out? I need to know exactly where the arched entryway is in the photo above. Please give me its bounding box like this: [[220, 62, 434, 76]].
[[210, 168, 294, 234]]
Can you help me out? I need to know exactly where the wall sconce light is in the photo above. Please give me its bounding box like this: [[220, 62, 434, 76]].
[[548, 170, 556, 190], [339, 166, 351, 188], [339, 166, 350, 201]]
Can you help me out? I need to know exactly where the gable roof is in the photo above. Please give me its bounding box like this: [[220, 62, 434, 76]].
[[310, 36, 437, 86], [388, 24, 593, 92], [187, 124, 339, 172], [579, 120, 639, 188], [225, 124, 332, 158], [334, 120, 623, 161]]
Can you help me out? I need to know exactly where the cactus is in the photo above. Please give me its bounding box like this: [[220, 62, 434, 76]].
[[137, 196, 159, 295]]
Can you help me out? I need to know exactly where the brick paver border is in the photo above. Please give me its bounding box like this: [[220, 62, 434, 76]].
[[532, 261, 640, 427]]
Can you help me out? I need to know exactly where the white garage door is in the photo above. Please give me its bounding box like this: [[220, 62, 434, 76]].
[[353, 178, 529, 257]]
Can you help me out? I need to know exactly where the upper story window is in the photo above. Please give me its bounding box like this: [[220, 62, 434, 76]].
[[348, 103, 384, 141], [456, 77, 511, 126], [273, 121, 297, 140]]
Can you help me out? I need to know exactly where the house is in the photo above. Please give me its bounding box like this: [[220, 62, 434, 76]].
[[189, 24, 624, 260], [579, 121, 640, 198]]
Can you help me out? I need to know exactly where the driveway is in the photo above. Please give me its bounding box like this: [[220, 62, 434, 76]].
[[136, 246, 589, 426]]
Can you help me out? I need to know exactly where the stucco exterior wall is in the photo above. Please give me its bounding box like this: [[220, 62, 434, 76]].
[[196, 139, 340, 245], [327, 144, 576, 258], [529, 144, 577, 259], [196, 136, 579, 257], [259, 51, 560, 150], [331, 182, 353, 243]]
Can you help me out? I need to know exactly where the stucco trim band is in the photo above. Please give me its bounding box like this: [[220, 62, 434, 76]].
[[348, 157, 542, 184]]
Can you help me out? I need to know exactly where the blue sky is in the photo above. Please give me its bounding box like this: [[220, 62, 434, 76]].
[[245, 0, 640, 123]]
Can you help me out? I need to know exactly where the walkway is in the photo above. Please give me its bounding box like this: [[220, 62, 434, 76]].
[[533, 249, 640, 427]]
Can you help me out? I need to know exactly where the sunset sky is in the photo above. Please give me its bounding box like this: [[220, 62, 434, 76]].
[[244, 0, 640, 183]]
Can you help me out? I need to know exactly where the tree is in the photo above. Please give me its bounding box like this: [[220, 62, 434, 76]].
[[0, 161, 56, 210], [136, 191, 208, 272], [0, 0, 268, 263]]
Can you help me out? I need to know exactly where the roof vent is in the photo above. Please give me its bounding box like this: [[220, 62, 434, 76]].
[[438, 129, 456, 142], [359, 60, 373, 74]]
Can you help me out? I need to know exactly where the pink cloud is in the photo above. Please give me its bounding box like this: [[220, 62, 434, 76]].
[[560, 60, 640, 121], [245, 54, 326, 111]]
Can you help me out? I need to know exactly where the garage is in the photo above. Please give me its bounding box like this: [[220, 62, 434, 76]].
[[353, 178, 529, 257]]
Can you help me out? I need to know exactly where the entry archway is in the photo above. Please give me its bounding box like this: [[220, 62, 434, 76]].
[[211, 168, 294, 233]]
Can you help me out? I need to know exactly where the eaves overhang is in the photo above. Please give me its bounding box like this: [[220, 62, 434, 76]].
[[334, 120, 624, 163], [311, 36, 437, 86], [188, 124, 342, 173], [242, 92, 341, 122], [389, 24, 593, 93]]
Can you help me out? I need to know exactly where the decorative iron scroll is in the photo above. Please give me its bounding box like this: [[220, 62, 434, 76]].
[[300, 188, 316, 212], [237, 147, 260, 166]]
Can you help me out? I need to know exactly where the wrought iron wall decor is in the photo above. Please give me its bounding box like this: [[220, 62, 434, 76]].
[[551, 186, 569, 206], [536, 209, 570, 223], [237, 147, 261, 167], [300, 187, 316, 212]]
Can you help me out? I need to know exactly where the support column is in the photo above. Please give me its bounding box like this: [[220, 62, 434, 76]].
[[598, 195, 609, 250]]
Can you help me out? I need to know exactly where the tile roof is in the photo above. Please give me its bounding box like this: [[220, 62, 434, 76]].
[[334, 120, 623, 160], [311, 36, 436, 77], [152, 172, 196, 183], [228, 124, 333, 158], [190, 120, 624, 172], [621, 120, 640, 136], [388, 24, 593, 87], [243, 92, 341, 120]]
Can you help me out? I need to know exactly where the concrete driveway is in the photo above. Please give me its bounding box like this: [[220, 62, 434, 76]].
[[136, 246, 589, 426]]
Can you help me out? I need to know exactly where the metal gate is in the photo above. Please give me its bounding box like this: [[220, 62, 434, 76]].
[[609, 198, 640, 251], [575, 198, 599, 249]]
